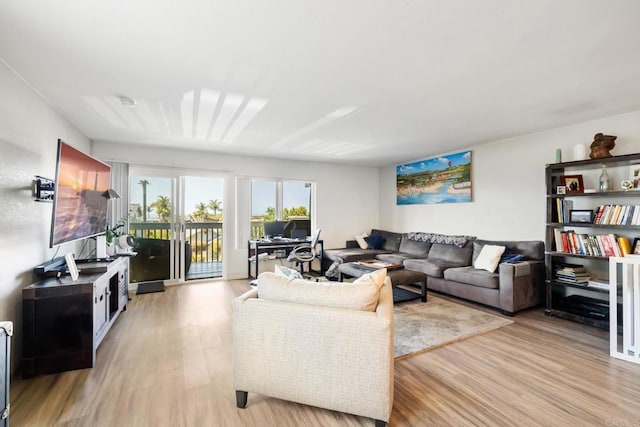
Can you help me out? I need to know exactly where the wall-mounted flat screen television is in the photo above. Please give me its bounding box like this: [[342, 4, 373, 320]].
[[50, 140, 111, 247]]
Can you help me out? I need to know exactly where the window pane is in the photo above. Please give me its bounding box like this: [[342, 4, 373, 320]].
[[283, 181, 312, 239], [283, 181, 311, 220], [251, 180, 276, 238]]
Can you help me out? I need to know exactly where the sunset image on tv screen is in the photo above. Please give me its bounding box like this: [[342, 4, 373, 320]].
[[51, 141, 111, 246]]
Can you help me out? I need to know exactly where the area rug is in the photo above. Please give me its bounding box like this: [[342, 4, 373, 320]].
[[394, 294, 513, 359], [136, 281, 165, 295]]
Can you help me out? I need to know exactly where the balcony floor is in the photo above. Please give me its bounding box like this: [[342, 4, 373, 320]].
[[187, 261, 222, 280]]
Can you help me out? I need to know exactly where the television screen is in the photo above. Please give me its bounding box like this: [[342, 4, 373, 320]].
[[50, 140, 111, 247]]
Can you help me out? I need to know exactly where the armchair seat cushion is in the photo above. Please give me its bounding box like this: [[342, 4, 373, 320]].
[[443, 266, 500, 289], [258, 270, 386, 312]]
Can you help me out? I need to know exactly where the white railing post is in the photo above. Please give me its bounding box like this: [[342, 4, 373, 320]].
[[610, 256, 640, 363]]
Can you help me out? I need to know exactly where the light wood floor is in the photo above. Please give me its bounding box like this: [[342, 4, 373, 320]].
[[10, 280, 640, 426]]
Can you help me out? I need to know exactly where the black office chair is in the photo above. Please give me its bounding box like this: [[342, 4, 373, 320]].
[[287, 229, 321, 276]]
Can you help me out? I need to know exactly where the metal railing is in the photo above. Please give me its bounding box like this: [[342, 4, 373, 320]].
[[130, 222, 223, 263]]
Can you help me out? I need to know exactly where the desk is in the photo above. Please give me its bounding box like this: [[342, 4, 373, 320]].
[[248, 239, 323, 279]]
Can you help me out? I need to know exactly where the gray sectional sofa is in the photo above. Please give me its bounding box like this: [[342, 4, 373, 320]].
[[323, 229, 544, 315]]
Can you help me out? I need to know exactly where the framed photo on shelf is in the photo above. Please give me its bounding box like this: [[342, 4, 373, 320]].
[[633, 238, 640, 255], [630, 165, 640, 189], [560, 174, 584, 193], [569, 209, 593, 223], [556, 185, 567, 195]]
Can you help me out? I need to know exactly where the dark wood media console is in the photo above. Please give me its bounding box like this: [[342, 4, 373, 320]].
[[22, 257, 129, 377]]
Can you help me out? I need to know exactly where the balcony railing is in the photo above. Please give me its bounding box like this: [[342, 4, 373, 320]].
[[130, 222, 222, 263]]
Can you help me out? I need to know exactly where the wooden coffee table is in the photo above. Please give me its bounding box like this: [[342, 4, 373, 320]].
[[337, 261, 427, 303]]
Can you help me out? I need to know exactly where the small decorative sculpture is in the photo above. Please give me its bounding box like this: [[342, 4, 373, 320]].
[[622, 180, 634, 191], [589, 133, 617, 159]]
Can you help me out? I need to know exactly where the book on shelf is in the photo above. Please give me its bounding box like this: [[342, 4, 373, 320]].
[[553, 229, 564, 252], [553, 262, 590, 284], [587, 278, 610, 290], [594, 204, 640, 225], [555, 199, 573, 223], [553, 231, 629, 257]]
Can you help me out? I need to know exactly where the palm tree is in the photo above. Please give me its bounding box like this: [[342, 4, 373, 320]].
[[138, 179, 150, 222], [150, 195, 171, 222], [208, 199, 222, 220], [191, 202, 208, 222]]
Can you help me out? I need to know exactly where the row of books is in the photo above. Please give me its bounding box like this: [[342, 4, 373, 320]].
[[553, 230, 631, 257], [553, 262, 611, 290], [594, 205, 640, 225], [555, 264, 590, 284], [555, 199, 573, 223]]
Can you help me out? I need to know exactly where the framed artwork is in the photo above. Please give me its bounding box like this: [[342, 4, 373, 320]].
[[560, 175, 584, 193], [630, 165, 640, 189], [569, 209, 593, 223], [396, 151, 472, 205]]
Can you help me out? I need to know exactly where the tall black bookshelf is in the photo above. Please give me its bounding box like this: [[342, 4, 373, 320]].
[[545, 153, 640, 329]]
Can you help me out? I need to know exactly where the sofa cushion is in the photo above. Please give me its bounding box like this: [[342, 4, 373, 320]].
[[258, 271, 384, 312], [376, 253, 411, 265], [365, 234, 385, 250], [371, 229, 402, 252], [324, 248, 391, 263], [427, 241, 473, 266], [473, 244, 506, 273], [444, 266, 500, 289], [403, 258, 459, 278], [398, 236, 431, 258]]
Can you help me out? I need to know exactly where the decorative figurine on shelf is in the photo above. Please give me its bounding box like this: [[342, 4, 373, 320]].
[[622, 180, 634, 191], [589, 132, 617, 158]]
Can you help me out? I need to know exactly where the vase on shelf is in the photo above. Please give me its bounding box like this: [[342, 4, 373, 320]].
[[599, 165, 611, 192], [573, 144, 587, 161]]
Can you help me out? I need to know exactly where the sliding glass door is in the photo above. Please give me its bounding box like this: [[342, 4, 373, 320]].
[[129, 168, 224, 283]]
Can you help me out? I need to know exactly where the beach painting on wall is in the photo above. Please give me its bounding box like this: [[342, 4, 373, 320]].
[[396, 151, 472, 205]]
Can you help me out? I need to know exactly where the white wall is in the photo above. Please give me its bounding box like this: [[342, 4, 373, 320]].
[[91, 142, 381, 279], [0, 62, 92, 372], [380, 110, 640, 241]]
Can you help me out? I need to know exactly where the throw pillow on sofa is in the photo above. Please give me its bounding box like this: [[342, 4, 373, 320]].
[[355, 233, 369, 250], [474, 244, 506, 273], [274, 264, 304, 279], [365, 234, 386, 250], [500, 252, 525, 264]]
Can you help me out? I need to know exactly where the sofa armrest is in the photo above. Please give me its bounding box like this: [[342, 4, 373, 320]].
[[498, 260, 544, 314], [233, 280, 394, 421]]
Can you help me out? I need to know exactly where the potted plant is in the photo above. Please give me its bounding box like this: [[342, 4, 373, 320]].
[[106, 219, 128, 255]]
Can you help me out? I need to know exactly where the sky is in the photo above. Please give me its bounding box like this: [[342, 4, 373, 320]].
[[397, 150, 471, 176], [251, 180, 310, 216], [129, 176, 310, 219], [130, 176, 223, 219]]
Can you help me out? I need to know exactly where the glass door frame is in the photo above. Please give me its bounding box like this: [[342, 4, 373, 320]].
[[129, 165, 227, 283]]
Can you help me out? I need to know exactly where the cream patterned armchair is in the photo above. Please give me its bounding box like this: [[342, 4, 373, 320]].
[[233, 270, 394, 426]]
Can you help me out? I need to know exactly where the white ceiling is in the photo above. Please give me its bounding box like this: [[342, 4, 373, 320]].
[[1, 1, 640, 167]]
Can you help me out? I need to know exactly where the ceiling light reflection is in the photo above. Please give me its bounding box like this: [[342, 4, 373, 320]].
[[222, 97, 268, 143]]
